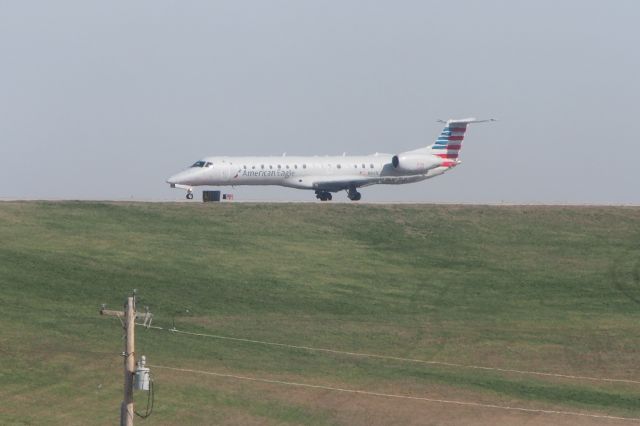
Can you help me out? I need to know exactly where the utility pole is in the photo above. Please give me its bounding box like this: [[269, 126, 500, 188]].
[[100, 292, 153, 426], [123, 295, 135, 426]]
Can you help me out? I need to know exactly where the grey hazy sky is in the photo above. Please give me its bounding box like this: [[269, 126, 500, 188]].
[[1, 1, 638, 203]]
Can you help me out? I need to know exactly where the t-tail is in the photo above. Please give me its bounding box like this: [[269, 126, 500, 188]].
[[429, 118, 494, 167]]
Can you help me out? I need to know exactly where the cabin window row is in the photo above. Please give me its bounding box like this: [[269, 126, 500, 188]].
[[243, 164, 307, 170], [240, 164, 376, 170]]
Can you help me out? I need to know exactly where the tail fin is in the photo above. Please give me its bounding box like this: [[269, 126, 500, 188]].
[[430, 118, 494, 167]]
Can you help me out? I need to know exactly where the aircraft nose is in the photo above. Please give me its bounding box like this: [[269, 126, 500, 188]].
[[166, 173, 183, 185]]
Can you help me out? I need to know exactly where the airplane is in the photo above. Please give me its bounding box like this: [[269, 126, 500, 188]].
[[167, 117, 493, 201]]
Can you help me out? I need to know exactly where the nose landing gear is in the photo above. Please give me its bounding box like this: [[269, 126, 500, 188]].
[[186, 190, 194, 200]]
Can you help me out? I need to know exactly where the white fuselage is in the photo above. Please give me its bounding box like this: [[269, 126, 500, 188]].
[[167, 153, 450, 193]]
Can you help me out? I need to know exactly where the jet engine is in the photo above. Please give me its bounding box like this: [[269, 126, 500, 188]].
[[391, 153, 441, 174]]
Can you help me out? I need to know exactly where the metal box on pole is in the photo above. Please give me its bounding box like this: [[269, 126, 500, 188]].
[[134, 355, 150, 391]]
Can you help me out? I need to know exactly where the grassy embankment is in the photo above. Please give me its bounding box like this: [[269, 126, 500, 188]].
[[1, 202, 639, 425]]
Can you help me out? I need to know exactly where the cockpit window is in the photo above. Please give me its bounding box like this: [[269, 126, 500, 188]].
[[191, 161, 206, 168], [204, 162, 213, 167]]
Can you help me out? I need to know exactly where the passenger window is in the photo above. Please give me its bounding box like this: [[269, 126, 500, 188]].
[[370, 164, 374, 168], [294, 165, 298, 169], [277, 165, 281, 169], [362, 164, 365, 168], [303, 164, 307, 169], [243, 165, 247, 169], [269, 165, 273, 169], [252, 165, 256, 169], [261, 165, 265, 169], [337, 164, 341, 169], [286, 165, 290, 169]]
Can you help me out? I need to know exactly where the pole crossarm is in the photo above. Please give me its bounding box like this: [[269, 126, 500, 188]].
[[100, 306, 153, 328], [100, 308, 125, 318]]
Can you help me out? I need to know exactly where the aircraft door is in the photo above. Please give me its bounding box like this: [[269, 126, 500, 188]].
[[221, 162, 231, 180]]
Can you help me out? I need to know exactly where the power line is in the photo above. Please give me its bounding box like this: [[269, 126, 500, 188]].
[[149, 364, 640, 423], [1, 348, 117, 357], [141, 324, 640, 385]]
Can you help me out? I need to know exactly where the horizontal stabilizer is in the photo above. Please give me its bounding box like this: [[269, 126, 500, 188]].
[[438, 118, 496, 125]]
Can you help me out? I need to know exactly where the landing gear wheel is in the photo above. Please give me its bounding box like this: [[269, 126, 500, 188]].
[[186, 192, 194, 200], [347, 187, 361, 201], [315, 191, 332, 201]]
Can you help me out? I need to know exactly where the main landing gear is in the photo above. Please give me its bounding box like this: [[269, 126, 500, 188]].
[[315, 190, 333, 201], [347, 187, 361, 201]]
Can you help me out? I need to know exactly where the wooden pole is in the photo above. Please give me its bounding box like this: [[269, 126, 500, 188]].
[[99, 295, 152, 424], [122, 296, 135, 426]]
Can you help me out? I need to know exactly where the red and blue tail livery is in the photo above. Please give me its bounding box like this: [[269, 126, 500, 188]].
[[429, 118, 494, 168]]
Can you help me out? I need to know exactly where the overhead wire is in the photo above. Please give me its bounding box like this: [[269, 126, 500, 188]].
[[149, 364, 640, 423], [141, 324, 640, 385]]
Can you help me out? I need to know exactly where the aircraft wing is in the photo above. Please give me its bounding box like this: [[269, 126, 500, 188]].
[[298, 175, 374, 192]]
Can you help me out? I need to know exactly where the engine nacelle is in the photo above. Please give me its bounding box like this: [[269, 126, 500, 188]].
[[391, 153, 441, 174]]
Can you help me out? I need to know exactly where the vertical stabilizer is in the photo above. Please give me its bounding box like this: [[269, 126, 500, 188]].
[[429, 118, 493, 167]]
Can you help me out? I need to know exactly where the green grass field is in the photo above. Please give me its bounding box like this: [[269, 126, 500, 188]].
[[1, 201, 640, 425]]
